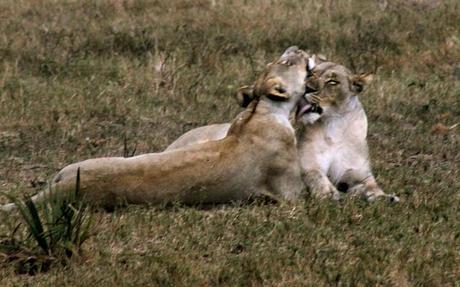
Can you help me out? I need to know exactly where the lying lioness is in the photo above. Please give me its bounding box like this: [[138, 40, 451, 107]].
[[1, 47, 308, 212], [166, 57, 398, 202]]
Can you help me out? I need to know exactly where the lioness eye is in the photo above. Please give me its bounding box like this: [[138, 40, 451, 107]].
[[326, 79, 339, 85]]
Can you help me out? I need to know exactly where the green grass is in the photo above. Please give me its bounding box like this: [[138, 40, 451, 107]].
[[0, 168, 93, 275], [0, 0, 459, 285]]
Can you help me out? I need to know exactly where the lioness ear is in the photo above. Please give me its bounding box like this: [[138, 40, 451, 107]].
[[351, 73, 373, 93], [265, 78, 289, 101], [236, 85, 255, 107]]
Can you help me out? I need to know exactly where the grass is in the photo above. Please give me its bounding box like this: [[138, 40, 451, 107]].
[[0, 168, 93, 275], [0, 0, 459, 285]]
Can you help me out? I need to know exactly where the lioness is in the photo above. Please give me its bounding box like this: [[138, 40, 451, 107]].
[[166, 57, 399, 202], [297, 57, 398, 202], [1, 47, 308, 212]]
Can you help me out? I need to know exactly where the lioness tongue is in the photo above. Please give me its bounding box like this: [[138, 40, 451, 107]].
[[296, 97, 312, 120]]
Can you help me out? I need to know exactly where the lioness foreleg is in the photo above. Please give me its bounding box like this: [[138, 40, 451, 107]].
[[342, 170, 400, 203], [303, 169, 341, 200]]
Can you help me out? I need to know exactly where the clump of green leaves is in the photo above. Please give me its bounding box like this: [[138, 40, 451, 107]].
[[0, 168, 93, 275]]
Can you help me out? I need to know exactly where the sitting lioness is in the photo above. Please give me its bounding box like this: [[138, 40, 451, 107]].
[[166, 57, 398, 202], [1, 47, 308, 212], [297, 57, 398, 202]]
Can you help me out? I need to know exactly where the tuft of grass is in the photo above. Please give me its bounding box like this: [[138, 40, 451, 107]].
[[0, 168, 93, 275]]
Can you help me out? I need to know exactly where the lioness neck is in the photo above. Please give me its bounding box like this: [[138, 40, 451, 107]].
[[258, 99, 291, 114], [256, 99, 295, 129], [228, 99, 295, 137]]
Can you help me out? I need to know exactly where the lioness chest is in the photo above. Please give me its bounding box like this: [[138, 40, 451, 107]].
[[299, 109, 370, 184]]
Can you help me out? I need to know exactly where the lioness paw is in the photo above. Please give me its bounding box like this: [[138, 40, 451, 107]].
[[367, 193, 400, 203], [349, 184, 399, 203], [311, 184, 341, 201]]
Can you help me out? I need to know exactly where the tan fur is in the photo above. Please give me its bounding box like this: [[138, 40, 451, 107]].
[[165, 123, 231, 152], [1, 47, 308, 212], [166, 58, 399, 202]]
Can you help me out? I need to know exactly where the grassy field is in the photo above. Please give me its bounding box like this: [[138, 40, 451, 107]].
[[0, 0, 459, 285]]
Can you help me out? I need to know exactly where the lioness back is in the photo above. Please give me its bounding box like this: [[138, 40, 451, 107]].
[[166, 123, 231, 151]]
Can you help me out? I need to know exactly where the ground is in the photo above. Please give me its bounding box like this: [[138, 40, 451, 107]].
[[0, 0, 459, 285]]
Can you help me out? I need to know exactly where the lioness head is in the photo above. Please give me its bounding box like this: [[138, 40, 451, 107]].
[[236, 46, 310, 108], [296, 57, 373, 124]]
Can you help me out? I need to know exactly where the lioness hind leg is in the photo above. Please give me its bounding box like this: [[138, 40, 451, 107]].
[[303, 169, 341, 200]]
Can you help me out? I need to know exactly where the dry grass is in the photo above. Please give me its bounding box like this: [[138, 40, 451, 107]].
[[0, 0, 459, 285]]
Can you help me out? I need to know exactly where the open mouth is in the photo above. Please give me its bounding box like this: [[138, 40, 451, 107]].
[[295, 96, 323, 120]]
